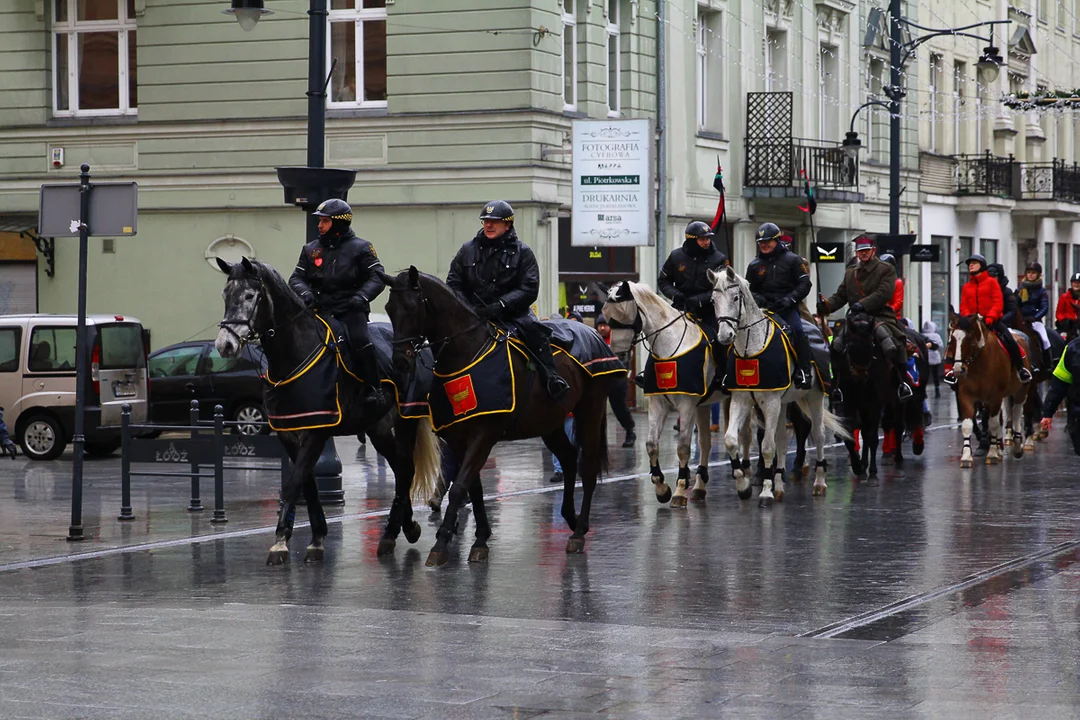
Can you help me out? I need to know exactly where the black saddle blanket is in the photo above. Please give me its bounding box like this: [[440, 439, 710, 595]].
[[642, 330, 712, 397], [544, 319, 625, 377], [429, 339, 515, 432]]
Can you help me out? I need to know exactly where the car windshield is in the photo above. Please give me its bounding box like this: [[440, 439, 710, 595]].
[[206, 346, 258, 374]]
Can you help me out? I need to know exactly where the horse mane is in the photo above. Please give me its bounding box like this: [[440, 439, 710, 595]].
[[626, 281, 680, 321], [712, 265, 752, 299], [241, 259, 304, 310], [404, 269, 478, 317]]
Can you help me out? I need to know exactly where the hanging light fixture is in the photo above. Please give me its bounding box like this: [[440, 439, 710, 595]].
[[222, 0, 274, 32]]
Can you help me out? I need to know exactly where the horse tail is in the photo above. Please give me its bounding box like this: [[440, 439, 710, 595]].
[[795, 397, 852, 443], [409, 417, 443, 503]]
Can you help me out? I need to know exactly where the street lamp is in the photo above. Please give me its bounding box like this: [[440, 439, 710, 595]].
[[222, 0, 273, 32], [876, 0, 1008, 247], [223, 0, 353, 504]]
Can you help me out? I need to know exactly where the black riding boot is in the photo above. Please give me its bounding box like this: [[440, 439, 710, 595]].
[[996, 324, 1032, 383], [534, 339, 570, 401], [793, 331, 813, 390], [829, 333, 846, 404], [876, 327, 912, 400], [357, 342, 387, 408]]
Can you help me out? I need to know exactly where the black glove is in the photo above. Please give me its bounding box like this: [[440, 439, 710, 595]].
[[302, 292, 319, 309], [349, 295, 370, 313], [2, 442, 16, 460], [851, 301, 865, 314], [816, 300, 829, 315], [775, 297, 796, 312], [477, 301, 502, 319], [671, 292, 687, 310], [752, 293, 768, 308], [688, 293, 710, 310]]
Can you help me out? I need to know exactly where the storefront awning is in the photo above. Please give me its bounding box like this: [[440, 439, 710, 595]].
[[0, 215, 38, 235]]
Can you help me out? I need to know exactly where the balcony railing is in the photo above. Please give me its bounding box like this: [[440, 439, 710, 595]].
[[956, 152, 1016, 198], [744, 138, 859, 190], [1019, 160, 1080, 203]]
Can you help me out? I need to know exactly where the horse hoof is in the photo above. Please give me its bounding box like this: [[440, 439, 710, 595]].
[[376, 538, 396, 556], [427, 497, 442, 513], [960, 459, 973, 469], [1011, 449, 1024, 459], [737, 487, 752, 501], [690, 489, 706, 503], [913, 443, 924, 456], [813, 485, 826, 497], [670, 495, 687, 509], [566, 536, 586, 554], [304, 546, 324, 563], [855, 474, 866, 483], [787, 472, 802, 484], [1024, 441, 1035, 453], [404, 521, 422, 544], [266, 549, 289, 566], [657, 487, 672, 504], [468, 546, 489, 563], [425, 550, 449, 567], [758, 495, 774, 508], [774, 489, 785, 502]]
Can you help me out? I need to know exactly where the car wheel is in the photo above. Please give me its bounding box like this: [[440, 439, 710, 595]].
[[233, 402, 267, 436], [85, 440, 121, 457], [19, 414, 66, 461]]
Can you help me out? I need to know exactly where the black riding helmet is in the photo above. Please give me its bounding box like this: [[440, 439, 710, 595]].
[[684, 221, 714, 240], [1026, 261, 1043, 274], [479, 200, 515, 224], [879, 253, 897, 267], [312, 198, 352, 241], [755, 222, 782, 243], [964, 253, 987, 273]]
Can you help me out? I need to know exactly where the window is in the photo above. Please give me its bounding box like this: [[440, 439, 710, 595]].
[[953, 62, 966, 154], [930, 236, 951, 334], [148, 346, 204, 379], [606, 0, 620, 116], [765, 29, 788, 92], [696, 9, 723, 133], [975, 72, 985, 152], [28, 327, 77, 372], [0, 328, 21, 374], [1058, 0, 1066, 28], [929, 54, 941, 152], [207, 347, 257, 374], [1039, 0, 1049, 22], [1075, 0, 1080, 34], [960, 237, 974, 286], [562, 0, 577, 110], [53, 0, 137, 117], [982, 238, 998, 265], [1045, 242, 1055, 297], [99, 323, 144, 369], [327, 0, 387, 107], [1059, 242, 1069, 295], [867, 59, 887, 162], [819, 44, 840, 141]]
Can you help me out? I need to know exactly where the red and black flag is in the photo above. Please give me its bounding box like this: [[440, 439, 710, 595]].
[[798, 168, 817, 216], [711, 157, 732, 263]]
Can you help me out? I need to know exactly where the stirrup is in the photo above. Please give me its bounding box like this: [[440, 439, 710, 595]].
[[547, 375, 570, 401], [897, 382, 914, 400], [943, 372, 957, 386], [794, 368, 812, 389], [633, 371, 646, 388], [1018, 367, 1032, 384], [830, 388, 844, 404]]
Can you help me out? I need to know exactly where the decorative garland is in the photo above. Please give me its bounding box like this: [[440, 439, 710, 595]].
[[1003, 90, 1080, 111]]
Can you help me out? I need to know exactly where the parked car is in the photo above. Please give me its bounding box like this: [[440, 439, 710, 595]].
[[148, 341, 267, 435], [0, 314, 150, 460]]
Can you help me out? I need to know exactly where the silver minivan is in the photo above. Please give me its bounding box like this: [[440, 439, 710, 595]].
[[0, 314, 150, 460]]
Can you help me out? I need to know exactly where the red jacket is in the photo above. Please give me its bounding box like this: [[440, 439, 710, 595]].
[[888, 278, 904, 318], [1056, 290, 1080, 323], [960, 270, 1003, 324]]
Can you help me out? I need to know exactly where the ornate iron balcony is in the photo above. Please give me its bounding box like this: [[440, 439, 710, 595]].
[[1019, 159, 1080, 204], [955, 152, 1016, 198], [744, 138, 859, 190]]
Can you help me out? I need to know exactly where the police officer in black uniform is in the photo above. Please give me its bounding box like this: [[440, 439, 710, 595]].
[[658, 221, 729, 358], [747, 222, 813, 389], [447, 201, 570, 402], [289, 198, 387, 407]]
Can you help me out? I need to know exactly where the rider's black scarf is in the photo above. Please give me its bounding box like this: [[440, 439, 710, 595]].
[[319, 219, 351, 246]]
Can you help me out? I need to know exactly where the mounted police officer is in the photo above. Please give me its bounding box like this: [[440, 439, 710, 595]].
[[658, 220, 729, 361], [746, 222, 813, 389], [817, 235, 913, 400], [447, 201, 570, 402], [288, 198, 387, 407]]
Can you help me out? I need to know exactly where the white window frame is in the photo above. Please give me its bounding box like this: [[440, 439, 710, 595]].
[[975, 75, 985, 152], [953, 62, 965, 154], [696, 10, 707, 129], [52, 0, 137, 118], [562, 0, 578, 112], [606, 0, 621, 117], [326, 1, 388, 109], [928, 54, 940, 152]]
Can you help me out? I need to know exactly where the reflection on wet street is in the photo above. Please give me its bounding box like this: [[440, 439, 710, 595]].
[[2, 395, 1080, 718]]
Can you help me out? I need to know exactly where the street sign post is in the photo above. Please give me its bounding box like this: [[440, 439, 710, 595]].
[[39, 166, 138, 541]]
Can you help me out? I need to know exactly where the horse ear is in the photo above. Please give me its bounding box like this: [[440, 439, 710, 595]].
[[376, 269, 394, 287], [407, 265, 419, 288], [706, 268, 718, 285], [215, 257, 232, 274], [240, 257, 256, 276]]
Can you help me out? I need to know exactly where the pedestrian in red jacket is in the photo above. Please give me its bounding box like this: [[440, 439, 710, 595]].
[[879, 253, 903, 318], [1056, 272, 1080, 341], [947, 253, 1031, 385]]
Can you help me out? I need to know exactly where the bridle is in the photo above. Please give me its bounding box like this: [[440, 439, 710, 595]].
[[715, 282, 770, 335], [218, 274, 314, 350], [388, 281, 490, 370], [844, 315, 878, 379]]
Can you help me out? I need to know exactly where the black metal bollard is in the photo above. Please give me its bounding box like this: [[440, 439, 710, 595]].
[[118, 404, 135, 521], [211, 405, 228, 524], [187, 400, 203, 512]]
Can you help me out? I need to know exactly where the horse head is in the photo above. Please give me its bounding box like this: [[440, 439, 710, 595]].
[[707, 265, 745, 346], [844, 312, 877, 378], [216, 256, 270, 358], [601, 281, 638, 327], [950, 312, 986, 378], [382, 266, 429, 378]]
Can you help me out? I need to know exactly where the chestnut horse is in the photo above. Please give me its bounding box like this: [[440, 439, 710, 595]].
[[948, 312, 1032, 467]]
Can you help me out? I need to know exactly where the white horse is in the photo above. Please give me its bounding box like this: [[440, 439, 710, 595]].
[[602, 281, 724, 508], [709, 266, 847, 505]]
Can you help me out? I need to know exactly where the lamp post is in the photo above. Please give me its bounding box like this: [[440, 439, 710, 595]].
[[224, 0, 353, 505], [845, 3, 1008, 253]]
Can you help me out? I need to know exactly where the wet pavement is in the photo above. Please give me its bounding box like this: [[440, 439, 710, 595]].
[[2, 394, 1080, 718]]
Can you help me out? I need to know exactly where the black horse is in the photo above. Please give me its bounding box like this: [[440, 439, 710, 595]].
[[215, 257, 442, 565], [381, 266, 616, 566], [833, 313, 898, 481]]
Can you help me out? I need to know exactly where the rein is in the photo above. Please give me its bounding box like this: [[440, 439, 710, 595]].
[[388, 284, 492, 370]]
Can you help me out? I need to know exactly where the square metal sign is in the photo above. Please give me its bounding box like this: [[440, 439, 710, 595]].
[[38, 182, 138, 237]]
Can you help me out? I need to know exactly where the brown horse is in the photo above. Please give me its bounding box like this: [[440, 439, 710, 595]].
[[380, 267, 617, 566], [947, 311, 1031, 467]]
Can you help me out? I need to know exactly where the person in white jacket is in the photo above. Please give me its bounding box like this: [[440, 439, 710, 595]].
[[922, 321, 945, 397]]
